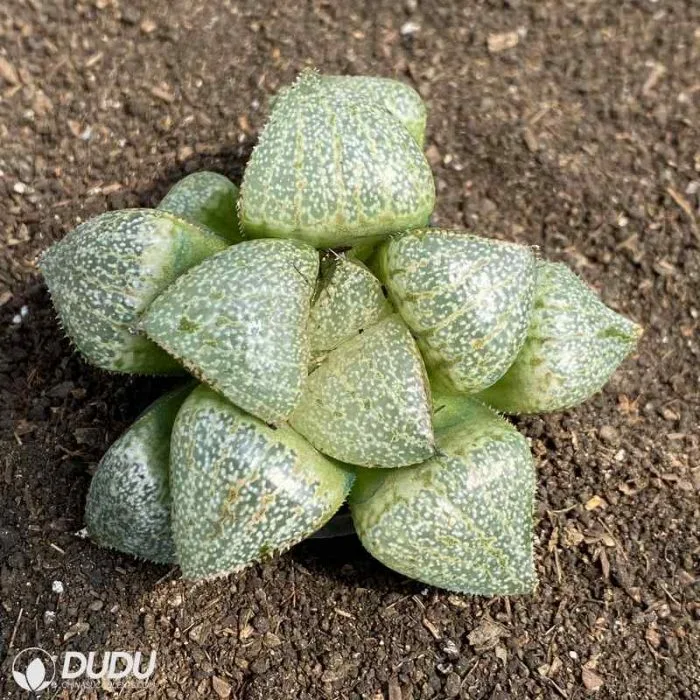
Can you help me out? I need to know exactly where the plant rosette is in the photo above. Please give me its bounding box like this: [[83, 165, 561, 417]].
[[42, 72, 642, 596]]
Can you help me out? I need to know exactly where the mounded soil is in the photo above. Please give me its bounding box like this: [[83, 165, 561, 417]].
[[0, 1, 698, 698]]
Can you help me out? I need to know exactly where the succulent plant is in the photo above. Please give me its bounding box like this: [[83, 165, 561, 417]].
[[478, 261, 643, 413], [85, 384, 193, 563], [350, 395, 536, 595], [291, 313, 435, 468], [239, 70, 435, 249], [158, 170, 242, 243], [41, 71, 642, 597], [170, 385, 354, 579], [39, 209, 228, 373], [142, 238, 318, 425], [307, 255, 391, 363], [377, 228, 537, 395], [273, 74, 427, 147]]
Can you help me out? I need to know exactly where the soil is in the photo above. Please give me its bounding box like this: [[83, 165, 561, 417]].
[[0, 0, 698, 698]]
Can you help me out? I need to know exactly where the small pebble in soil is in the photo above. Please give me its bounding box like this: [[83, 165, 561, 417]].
[[43, 610, 56, 626], [444, 672, 462, 698], [212, 676, 232, 698], [442, 639, 460, 659], [400, 21, 420, 36], [11, 306, 28, 325], [249, 657, 270, 675], [52, 580, 64, 594], [598, 425, 619, 444]]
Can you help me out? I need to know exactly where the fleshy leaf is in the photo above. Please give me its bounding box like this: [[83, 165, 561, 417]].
[[478, 261, 643, 413], [143, 239, 318, 425], [239, 70, 435, 249], [85, 384, 193, 563], [39, 209, 228, 373], [323, 75, 427, 147], [308, 255, 391, 363], [158, 171, 242, 244], [170, 385, 354, 580], [290, 314, 435, 468], [377, 228, 537, 394], [350, 396, 536, 595], [272, 74, 427, 147]]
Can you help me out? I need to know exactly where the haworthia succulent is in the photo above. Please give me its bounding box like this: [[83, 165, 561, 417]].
[[170, 385, 354, 579], [85, 384, 193, 563], [158, 171, 242, 244], [377, 229, 537, 395], [271, 75, 427, 147], [290, 314, 435, 468], [142, 239, 319, 425], [350, 396, 536, 595], [308, 255, 391, 363], [239, 70, 435, 249], [479, 261, 642, 414], [321, 76, 427, 147], [39, 209, 228, 374]]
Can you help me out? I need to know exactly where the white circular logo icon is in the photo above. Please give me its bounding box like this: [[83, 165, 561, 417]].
[[11, 648, 55, 695]]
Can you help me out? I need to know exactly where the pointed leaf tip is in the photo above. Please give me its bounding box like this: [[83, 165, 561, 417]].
[[239, 76, 434, 248], [291, 314, 434, 468], [40, 209, 227, 374], [378, 229, 537, 395], [170, 386, 353, 580], [350, 397, 536, 595], [85, 384, 192, 563], [478, 260, 642, 414], [143, 239, 318, 425]]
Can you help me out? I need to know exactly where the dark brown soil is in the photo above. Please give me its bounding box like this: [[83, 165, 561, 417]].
[[1, 1, 698, 698]]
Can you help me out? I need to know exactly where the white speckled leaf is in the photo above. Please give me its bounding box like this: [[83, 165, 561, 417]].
[[158, 171, 242, 244], [322, 76, 427, 146], [39, 209, 228, 373], [273, 75, 427, 147], [239, 71, 435, 248], [479, 261, 643, 414], [85, 384, 193, 563], [170, 385, 354, 580], [143, 239, 319, 425], [350, 395, 536, 595], [291, 314, 435, 468], [378, 229, 537, 394], [308, 255, 391, 363]]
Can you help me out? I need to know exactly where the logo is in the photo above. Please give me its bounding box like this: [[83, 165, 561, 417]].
[[11, 648, 55, 694], [10, 648, 156, 694]]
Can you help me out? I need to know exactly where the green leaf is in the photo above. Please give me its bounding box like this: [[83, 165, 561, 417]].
[[39, 209, 228, 373], [291, 314, 435, 468], [158, 171, 242, 244], [309, 75, 427, 147], [377, 228, 537, 394], [85, 384, 193, 563], [478, 261, 643, 413], [142, 239, 318, 425], [350, 396, 536, 595], [308, 255, 391, 363], [239, 70, 435, 249], [170, 385, 354, 580]]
